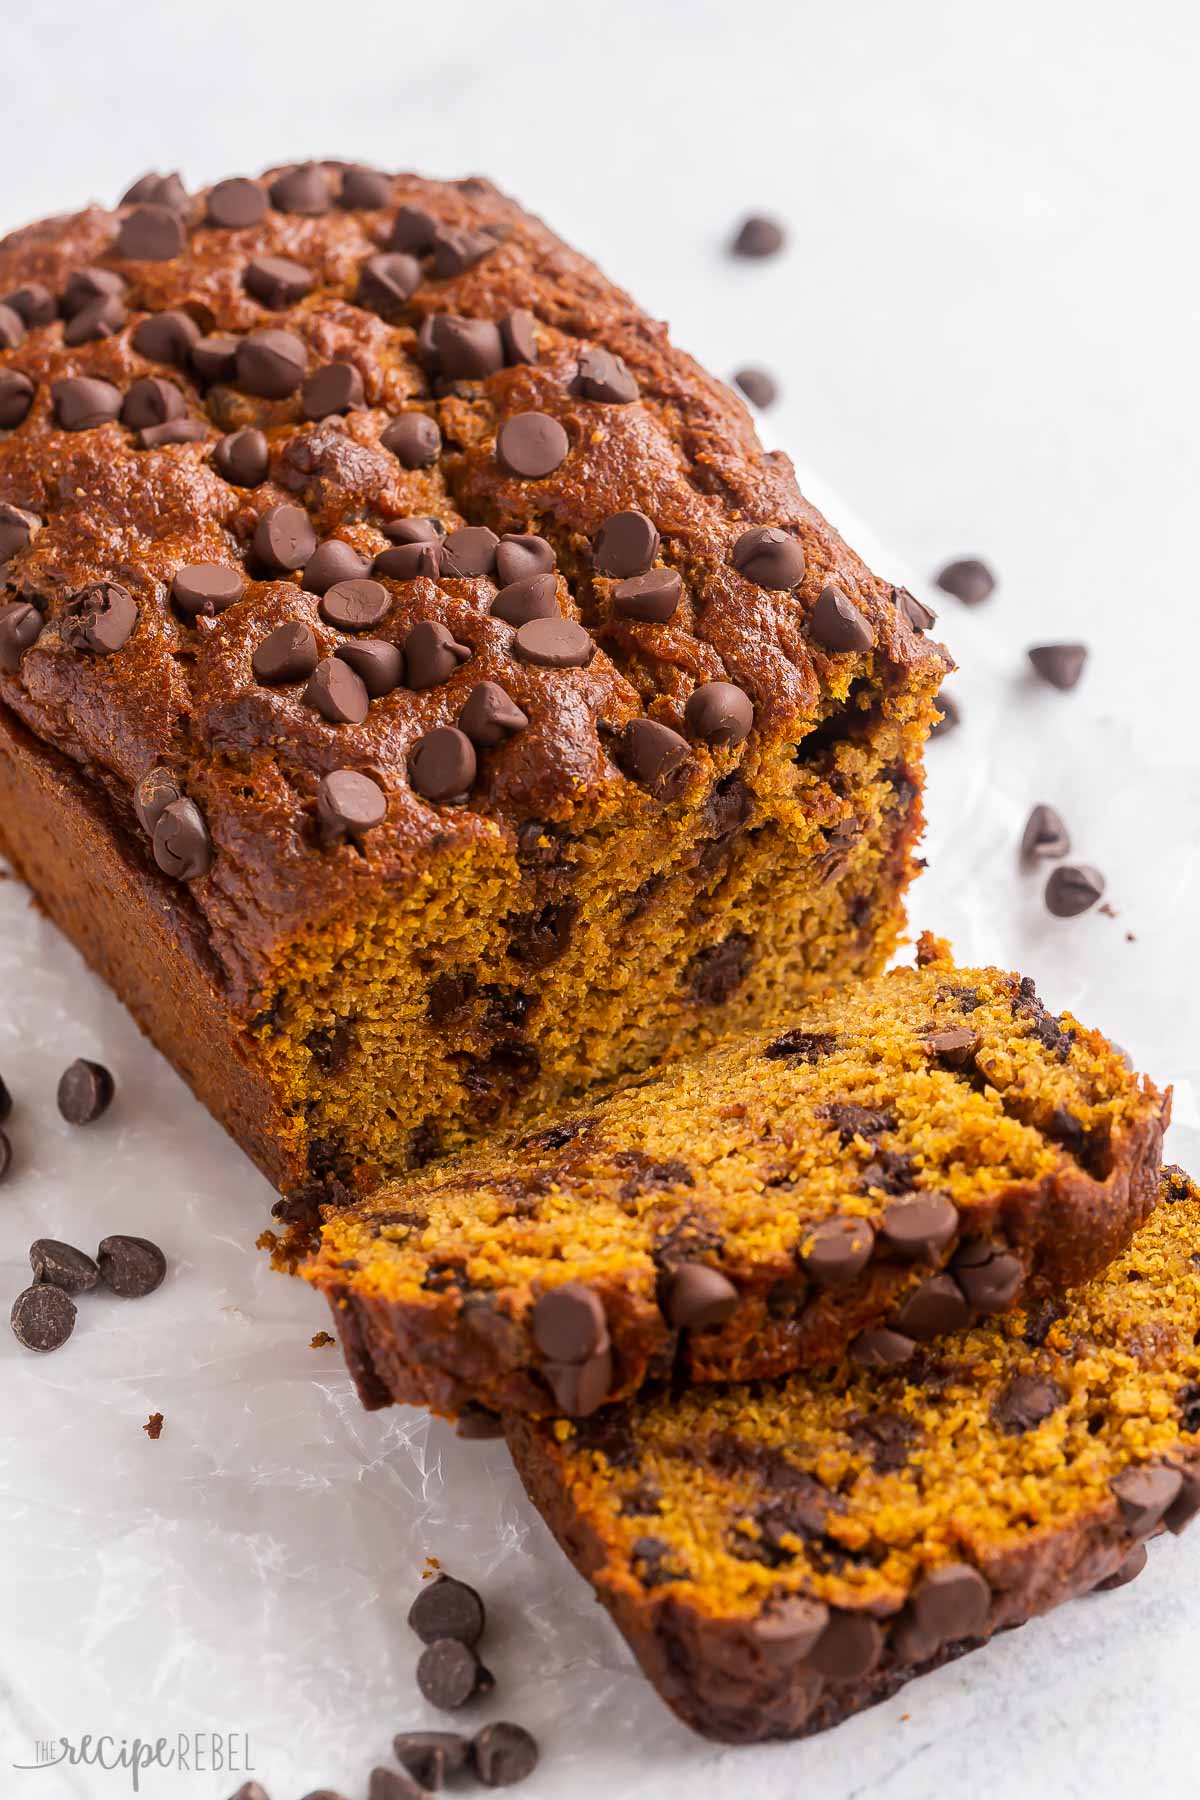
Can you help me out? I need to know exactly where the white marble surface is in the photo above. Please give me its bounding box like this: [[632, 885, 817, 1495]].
[[1, 3, 1198, 1796]]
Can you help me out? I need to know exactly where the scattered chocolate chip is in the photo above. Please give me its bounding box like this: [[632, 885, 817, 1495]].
[[302, 361, 365, 420], [339, 166, 393, 209], [405, 620, 472, 688], [253, 621, 319, 685], [336, 638, 404, 697], [191, 332, 240, 383], [491, 572, 558, 626], [733, 366, 777, 407], [384, 519, 445, 548], [1094, 1543, 1148, 1592], [254, 503, 318, 572], [382, 412, 441, 468], [4, 282, 57, 327], [366, 1765, 420, 1799], [172, 563, 244, 619], [912, 1563, 990, 1642], [205, 177, 267, 229], [245, 255, 313, 309], [121, 171, 188, 210], [1028, 642, 1088, 690], [1044, 863, 1104, 918], [29, 1238, 99, 1294], [60, 581, 137, 655], [953, 1241, 1022, 1311], [495, 534, 554, 585], [305, 657, 370, 724], [320, 578, 391, 632], [432, 225, 495, 278], [408, 1573, 486, 1646], [237, 328, 308, 398], [665, 1263, 738, 1329], [994, 1374, 1066, 1434], [11, 1284, 76, 1352], [416, 1638, 490, 1711], [0, 600, 43, 670], [63, 291, 128, 344], [496, 411, 569, 479], [1021, 802, 1070, 861], [1110, 1463, 1184, 1536], [896, 586, 937, 631], [513, 617, 593, 669], [358, 252, 422, 318], [572, 347, 639, 404], [935, 558, 994, 605], [851, 1327, 916, 1368], [393, 1730, 471, 1789], [269, 163, 332, 215], [390, 205, 439, 253], [117, 204, 186, 260], [52, 375, 122, 431], [810, 1611, 881, 1681], [0, 300, 25, 349], [801, 1216, 875, 1285], [214, 426, 270, 487], [0, 369, 35, 427], [137, 418, 208, 450], [97, 1234, 167, 1297], [376, 540, 442, 581], [410, 727, 477, 803], [894, 1273, 971, 1339], [612, 569, 682, 622], [614, 718, 692, 799], [810, 583, 875, 652], [442, 525, 499, 578], [532, 1282, 607, 1361], [922, 1025, 980, 1067], [152, 798, 214, 879], [684, 681, 753, 747], [500, 308, 538, 365], [132, 309, 201, 366], [731, 525, 805, 590], [133, 766, 182, 836], [317, 769, 387, 837], [594, 509, 660, 579], [422, 314, 505, 380], [459, 682, 528, 747], [62, 267, 125, 317], [472, 1722, 539, 1788], [879, 1194, 958, 1261], [730, 214, 786, 258], [930, 690, 960, 736], [0, 503, 40, 563]]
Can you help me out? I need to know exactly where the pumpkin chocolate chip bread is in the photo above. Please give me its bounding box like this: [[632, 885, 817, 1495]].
[[305, 935, 1167, 1418], [0, 161, 947, 1201], [506, 1165, 1200, 1744]]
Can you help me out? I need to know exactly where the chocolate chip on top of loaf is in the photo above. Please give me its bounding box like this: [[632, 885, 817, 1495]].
[[0, 163, 948, 1196], [306, 935, 1167, 1418], [506, 1164, 1200, 1745]]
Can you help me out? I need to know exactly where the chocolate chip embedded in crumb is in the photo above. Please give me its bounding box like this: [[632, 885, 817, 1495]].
[[408, 1572, 486, 1646], [409, 727, 477, 804], [206, 176, 267, 228], [121, 171, 188, 210], [416, 1638, 492, 1711], [57, 1058, 114, 1124], [393, 1730, 471, 1789], [879, 1194, 958, 1261], [0, 301, 26, 349], [337, 165, 392, 208], [390, 205, 439, 253], [244, 254, 313, 309], [459, 682, 528, 748], [336, 638, 404, 698], [153, 797, 214, 879], [52, 376, 122, 431], [237, 327, 308, 398], [496, 411, 570, 479], [0, 601, 43, 670], [253, 621, 319, 685], [215, 427, 270, 487], [571, 347, 639, 403], [132, 309, 201, 367], [1165, 1471, 1200, 1536], [302, 361, 365, 421], [730, 214, 786, 258], [801, 1216, 875, 1285], [612, 569, 683, 623], [513, 617, 594, 669], [11, 1283, 76, 1352], [0, 502, 41, 562], [403, 620, 471, 690], [684, 682, 754, 748], [254, 503, 317, 572], [97, 1234, 167, 1297], [192, 332, 240, 383], [500, 309, 539, 365], [4, 282, 57, 327], [994, 1374, 1066, 1434], [472, 1721, 539, 1787], [358, 253, 423, 319], [495, 533, 555, 585], [1094, 1543, 1148, 1592], [594, 510, 660, 579], [953, 1241, 1022, 1312], [440, 525, 499, 578], [532, 1281, 608, 1362], [731, 525, 805, 590], [63, 292, 127, 345], [431, 224, 495, 278], [613, 718, 692, 800], [29, 1238, 100, 1293], [381, 411, 442, 468], [1044, 863, 1104, 918], [894, 1273, 970, 1340], [896, 586, 937, 631], [320, 578, 391, 632], [543, 1349, 613, 1416], [912, 1563, 990, 1642], [117, 204, 186, 260], [269, 163, 332, 215], [317, 769, 388, 838], [171, 563, 244, 619], [305, 657, 370, 725], [751, 1596, 830, 1662], [1110, 1463, 1184, 1536], [922, 1025, 980, 1068], [0, 370, 35, 428], [490, 572, 558, 626], [810, 584, 875, 653], [1028, 642, 1088, 690], [422, 315, 505, 381], [809, 1610, 882, 1681], [456, 1405, 505, 1441], [1021, 803, 1071, 861], [665, 1263, 739, 1329], [851, 1327, 916, 1368]]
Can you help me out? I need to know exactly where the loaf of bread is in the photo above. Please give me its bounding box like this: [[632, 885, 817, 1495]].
[[0, 162, 947, 1199], [506, 1165, 1200, 1744], [306, 936, 1167, 1418]]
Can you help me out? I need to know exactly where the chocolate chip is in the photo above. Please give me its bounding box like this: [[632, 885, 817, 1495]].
[[851, 1327, 916, 1368], [894, 1273, 971, 1339], [237, 328, 307, 398], [214, 426, 270, 487], [733, 366, 777, 407], [416, 1639, 490, 1711], [879, 1194, 958, 1261], [299, 544, 372, 600], [133, 766, 182, 836], [410, 727, 476, 803], [572, 347, 639, 403], [192, 333, 240, 383], [1044, 863, 1104, 918], [532, 1282, 607, 1361], [810, 1611, 881, 1681], [0, 504, 39, 565], [1110, 1463, 1184, 1536], [65, 289, 129, 344], [1021, 803, 1070, 861], [495, 534, 555, 585], [121, 374, 187, 431], [405, 620, 472, 688], [56, 1057, 115, 1125], [922, 1026, 980, 1067], [665, 1263, 738, 1329], [375, 540, 442, 581], [612, 569, 682, 622], [339, 165, 393, 208], [382, 412, 441, 468], [935, 558, 994, 605], [317, 769, 387, 837], [500, 308, 538, 364], [245, 255, 313, 309], [254, 503, 317, 572], [171, 563, 244, 619], [0, 1130, 11, 1181], [953, 1241, 1022, 1311], [117, 205, 186, 260], [390, 205, 439, 253], [455, 1405, 505, 1441], [62, 267, 125, 317], [132, 309, 201, 366], [252, 621, 318, 685], [684, 682, 753, 747], [730, 215, 785, 258], [472, 1722, 539, 1788], [367, 1768, 422, 1800], [763, 1029, 836, 1064], [408, 1573, 486, 1646], [731, 525, 805, 590], [1094, 1543, 1149, 1592], [0, 1075, 11, 1122], [543, 1349, 613, 1416], [302, 361, 365, 420], [269, 163, 332, 215], [320, 578, 390, 632], [30, 1238, 100, 1294], [138, 418, 207, 450], [459, 682, 528, 747], [490, 572, 558, 626], [4, 282, 57, 327], [305, 657, 369, 724], [432, 225, 495, 278], [613, 718, 692, 799], [336, 638, 404, 697], [61, 581, 137, 654], [801, 1216, 875, 1285], [153, 798, 214, 878], [930, 690, 960, 736], [1028, 642, 1088, 690], [0, 600, 43, 670], [52, 376, 122, 431], [96, 1234, 167, 1297], [810, 583, 875, 652], [121, 171, 188, 210], [422, 314, 505, 380], [1165, 1471, 1200, 1536], [513, 617, 593, 668], [11, 1284, 76, 1352], [0, 370, 34, 428], [751, 1597, 830, 1661], [205, 177, 267, 229], [594, 510, 659, 578], [896, 586, 937, 631], [441, 525, 499, 578], [354, 252, 422, 321], [393, 1731, 471, 1789], [496, 411, 570, 479], [912, 1563, 990, 1642], [0, 301, 25, 349], [994, 1374, 1066, 1434]]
